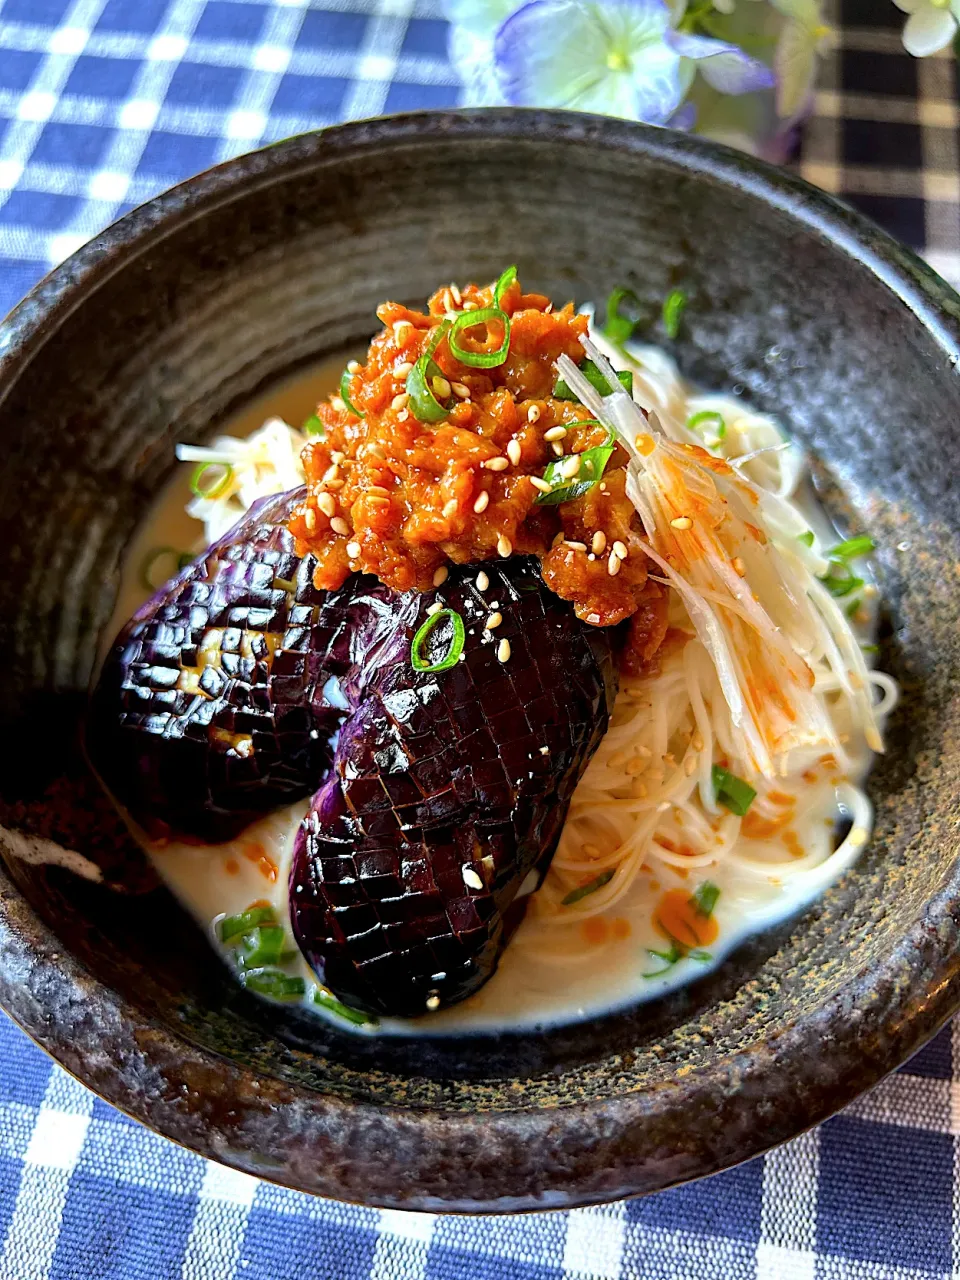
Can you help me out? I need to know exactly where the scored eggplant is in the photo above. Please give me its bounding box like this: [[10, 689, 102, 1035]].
[[89, 488, 400, 844], [289, 558, 619, 1017], [90, 494, 620, 1016]]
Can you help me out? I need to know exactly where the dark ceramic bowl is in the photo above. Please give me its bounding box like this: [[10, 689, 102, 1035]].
[[0, 109, 958, 1213]]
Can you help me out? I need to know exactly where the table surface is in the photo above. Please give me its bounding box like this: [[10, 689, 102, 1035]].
[[0, 2, 957, 1278]]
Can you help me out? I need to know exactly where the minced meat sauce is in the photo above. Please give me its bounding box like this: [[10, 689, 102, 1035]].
[[288, 272, 667, 671]]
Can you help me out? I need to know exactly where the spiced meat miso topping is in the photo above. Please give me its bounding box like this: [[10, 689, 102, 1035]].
[[288, 269, 667, 666]]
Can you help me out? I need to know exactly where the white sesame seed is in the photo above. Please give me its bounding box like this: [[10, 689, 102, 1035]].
[[330, 516, 349, 536], [397, 409, 409, 422], [347, 360, 361, 374], [368, 485, 390, 498], [544, 425, 567, 441], [304, 508, 317, 532], [592, 531, 607, 555], [391, 392, 410, 411], [506, 439, 522, 466], [497, 534, 512, 558], [451, 381, 470, 399], [462, 300, 478, 311], [426, 601, 442, 616], [462, 866, 483, 890], [330, 396, 346, 413], [433, 566, 448, 587], [442, 498, 459, 519], [432, 374, 452, 399], [561, 455, 582, 478], [476, 571, 489, 592], [323, 464, 340, 485], [551, 441, 564, 457], [483, 456, 509, 471], [527, 404, 541, 424], [588, 554, 595, 562], [613, 540, 628, 560], [529, 476, 552, 493], [395, 361, 413, 377], [346, 541, 361, 559], [393, 320, 413, 344], [426, 994, 441, 1011], [564, 541, 587, 552], [317, 492, 336, 517], [473, 491, 490, 514], [451, 282, 462, 306], [485, 611, 503, 631], [539, 745, 549, 755], [733, 556, 747, 577], [325, 478, 344, 491], [330, 451, 345, 465], [671, 516, 692, 530], [608, 551, 621, 576], [497, 638, 511, 663]]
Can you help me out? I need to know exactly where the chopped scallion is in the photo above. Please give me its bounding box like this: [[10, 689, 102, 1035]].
[[190, 461, 234, 500], [643, 942, 683, 977], [241, 969, 306, 1001], [237, 924, 286, 968], [662, 288, 687, 340], [302, 413, 324, 437], [687, 410, 726, 441], [711, 765, 756, 817], [820, 563, 864, 598], [554, 360, 632, 401], [861, 643, 879, 655], [561, 868, 614, 906], [339, 368, 364, 418], [410, 607, 465, 673], [313, 987, 378, 1026], [448, 306, 510, 368], [406, 320, 452, 423], [829, 534, 875, 560], [535, 425, 614, 506], [218, 905, 276, 946], [691, 881, 720, 918], [493, 264, 517, 308], [797, 530, 815, 547], [845, 596, 864, 619], [603, 285, 644, 346]]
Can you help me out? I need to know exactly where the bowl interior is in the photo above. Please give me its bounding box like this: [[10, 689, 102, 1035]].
[[0, 112, 959, 1209]]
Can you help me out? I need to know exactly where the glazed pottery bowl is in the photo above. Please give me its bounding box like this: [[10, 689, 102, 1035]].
[[0, 110, 958, 1213]]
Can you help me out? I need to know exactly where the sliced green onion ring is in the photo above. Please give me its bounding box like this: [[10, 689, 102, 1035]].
[[448, 306, 511, 369], [313, 987, 378, 1026], [820, 561, 864, 598], [691, 881, 720, 918], [141, 546, 191, 591], [339, 367, 364, 418], [829, 534, 875, 560], [554, 360, 632, 401], [302, 413, 324, 437], [561, 868, 614, 906], [797, 530, 815, 548], [603, 285, 644, 345], [218, 905, 276, 945], [662, 288, 687, 340], [241, 968, 306, 1001], [237, 924, 286, 968], [493, 264, 517, 307], [190, 461, 234, 500], [411, 607, 465, 673], [535, 422, 614, 506], [711, 765, 756, 817], [687, 410, 726, 441], [406, 320, 453, 423]]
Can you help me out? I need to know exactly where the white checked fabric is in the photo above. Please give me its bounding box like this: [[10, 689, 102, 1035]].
[[0, 2, 957, 1278]]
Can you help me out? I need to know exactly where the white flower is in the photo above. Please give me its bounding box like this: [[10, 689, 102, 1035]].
[[893, 0, 960, 57], [492, 0, 773, 124], [769, 0, 832, 119]]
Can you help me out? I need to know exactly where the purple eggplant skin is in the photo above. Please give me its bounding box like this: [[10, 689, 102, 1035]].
[[289, 557, 620, 1019], [89, 488, 399, 844]]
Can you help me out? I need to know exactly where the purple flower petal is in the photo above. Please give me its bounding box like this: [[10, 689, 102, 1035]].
[[668, 101, 697, 131], [667, 30, 776, 95]]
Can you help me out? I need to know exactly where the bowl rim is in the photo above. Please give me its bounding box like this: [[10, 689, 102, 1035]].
[[1, 107, 959, 1213]]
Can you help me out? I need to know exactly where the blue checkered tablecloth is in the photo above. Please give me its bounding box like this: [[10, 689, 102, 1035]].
[[1, 2, 958, 1278]]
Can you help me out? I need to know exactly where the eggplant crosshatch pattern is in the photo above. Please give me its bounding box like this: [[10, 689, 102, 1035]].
[[0, 1, 957, 1277]]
